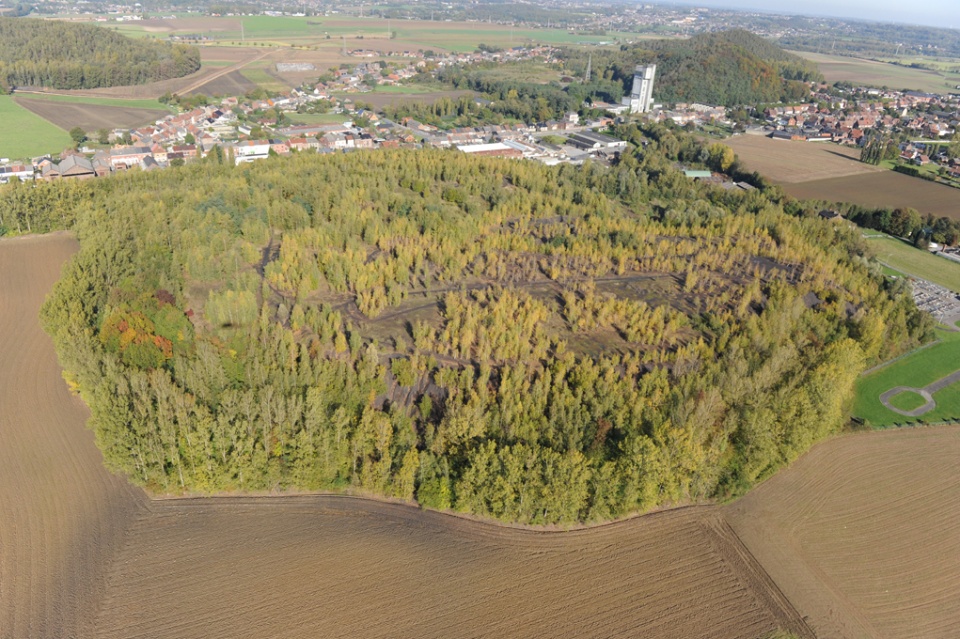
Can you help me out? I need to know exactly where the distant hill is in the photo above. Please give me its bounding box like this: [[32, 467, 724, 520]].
[[567, 30, 822, 107], [0, 18, 200, 91]]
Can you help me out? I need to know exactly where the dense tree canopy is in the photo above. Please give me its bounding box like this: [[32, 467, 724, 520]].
[[564, 30, 821, 107], [0, 17, 200, 89], [23, 136, 929, 524]]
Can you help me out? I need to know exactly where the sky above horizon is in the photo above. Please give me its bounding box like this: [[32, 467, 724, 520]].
[[662, 0, 960, 30]]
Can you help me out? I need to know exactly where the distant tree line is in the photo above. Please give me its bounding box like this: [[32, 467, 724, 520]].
[[0, 17, 200, 90]]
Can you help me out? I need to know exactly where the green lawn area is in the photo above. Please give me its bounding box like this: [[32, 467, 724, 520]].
[[878, 263, 908, 278], [116, 15, 653, 52], [792, 51, 960, 93], [0, 96, 72, 160], [853, 329, 960, 427], [888, 390, 928, 412], [369, 84, 442, 94], [11, 92, 170, 111], [284, 112, 350, 125], [866, 235, 960, 294], [239, 67, 290, 92]]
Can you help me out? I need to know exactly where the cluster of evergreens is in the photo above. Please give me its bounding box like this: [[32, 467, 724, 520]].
[[24, 135, 930, 524], [859, 134, 901, 165], [564, 30, 821, 107], [0, 17, 200, 90]]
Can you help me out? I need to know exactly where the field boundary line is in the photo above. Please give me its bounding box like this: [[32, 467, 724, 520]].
[[703, 516, 818, 639], [9, 95, 69, 133], [178, 48, 271, 95], [147, 489, 721, 535]]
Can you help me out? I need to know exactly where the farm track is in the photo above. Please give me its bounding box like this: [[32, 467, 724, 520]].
[[2, 233, 959, 638], [178, 49, 271, 96]]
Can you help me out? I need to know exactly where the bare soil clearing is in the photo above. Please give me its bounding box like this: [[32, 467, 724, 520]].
[[93, 501, 808, 639], [3, 233, 958, 638], [13, 97, 167, 131], [725, 135, 882, 183]]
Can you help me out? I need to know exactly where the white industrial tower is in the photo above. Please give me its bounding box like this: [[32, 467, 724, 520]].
[[622, 64, 656, 114]]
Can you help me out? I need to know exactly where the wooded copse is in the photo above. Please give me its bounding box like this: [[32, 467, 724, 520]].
[[25, 134, 929, 524], [0, 17, 200, 90], [563, 30, 821, 107]]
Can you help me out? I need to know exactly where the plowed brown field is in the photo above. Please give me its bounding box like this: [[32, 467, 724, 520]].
[[726, 135, 960, 220], [0, 234, 146, 639], [14, 98, 168, 131], [2, 233, 958, 639], [728, 425, 960, 639]]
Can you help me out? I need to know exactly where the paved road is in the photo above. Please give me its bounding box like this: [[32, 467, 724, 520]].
[[879, 369, 960, 417]]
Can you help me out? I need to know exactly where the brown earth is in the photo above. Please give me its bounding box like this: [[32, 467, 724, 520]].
[[0, 234, 146, 639], [728, 424, 960, 639], [3, 233, 959, 639], [782, 172, 960, 221], [727, 134, 960, 220], [13, 98, 168, 131], [725, 135, 883, 184], [186, 69, 259, 97]]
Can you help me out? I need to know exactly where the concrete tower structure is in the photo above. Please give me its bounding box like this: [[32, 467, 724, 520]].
[[622, 64, 656, 114]]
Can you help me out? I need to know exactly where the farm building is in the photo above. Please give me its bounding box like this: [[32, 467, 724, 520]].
[[567, 131, 627, 151], [457, 142, 523, 158]]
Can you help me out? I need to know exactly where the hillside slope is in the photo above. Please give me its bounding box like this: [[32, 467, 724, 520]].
[[566, 29, 821, 106]]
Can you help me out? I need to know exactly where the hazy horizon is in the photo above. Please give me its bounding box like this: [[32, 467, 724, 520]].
[[661, 0, 960, 30]]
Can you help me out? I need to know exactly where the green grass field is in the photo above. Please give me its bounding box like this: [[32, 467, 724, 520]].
[[888, 390, 928, 412], [854, 329, 960, 427], [792, 51, 960, 93], [0, 96, 72, 160], [284, 112, 351, 125], [238, 67, 290, 92], [111, 15, 652, 52], [867, 236, 960, 294]]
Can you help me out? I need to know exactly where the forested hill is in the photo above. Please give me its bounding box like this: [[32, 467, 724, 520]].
[[20, 135, 928, 525], [566, 30, 822, 107], [0, 17, 200, 90]]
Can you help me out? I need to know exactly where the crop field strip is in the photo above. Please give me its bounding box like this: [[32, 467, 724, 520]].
[[13, 97, 169, 132], [0, 234, 146, 639], [792, 51, 960, 94], [727, 135, 960, 220]]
